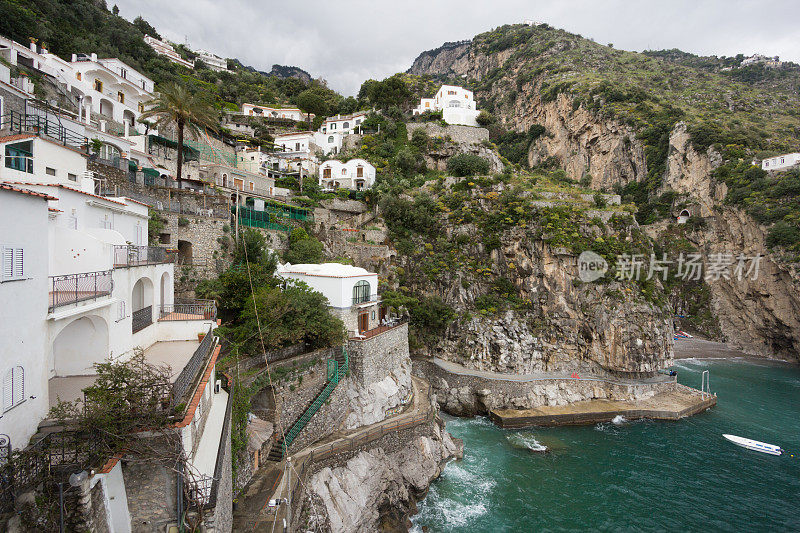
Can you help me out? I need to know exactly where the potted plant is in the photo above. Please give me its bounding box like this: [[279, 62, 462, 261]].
[[198, 332, 206, 342]]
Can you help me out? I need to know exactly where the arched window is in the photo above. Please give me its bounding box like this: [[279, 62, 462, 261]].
[[328, 136, 334, 143], [341, 168, 347, 175], [352, 280, 371, 305], [343, 122, 349, 129], [448, 100, 461, 108], [3, 366, 24, 412]]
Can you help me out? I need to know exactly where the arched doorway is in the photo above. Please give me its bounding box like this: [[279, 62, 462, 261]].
[[177, 240, 193, 265], [122, 109, 135, 127], [52, 316, 109, 376], [99, 98, 114, 119], [132, 277, 154, 333], [160, 272, 170, 312], [677, 209, 690, 224]]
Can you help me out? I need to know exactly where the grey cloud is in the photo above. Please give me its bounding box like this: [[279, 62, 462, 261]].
[[114, 0, 800, 96]]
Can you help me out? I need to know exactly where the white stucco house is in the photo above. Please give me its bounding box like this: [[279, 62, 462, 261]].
[[412, 85, 480, 126], [0, 135, 218, 455], [319, 111, 368, 135], [241, 103, 311, 122], [194, 49, 228, 72], [319, 158, 376, 190], [143, 35, 194, 69], [276, 263, 383, 336], [761, 152, 800, 171]]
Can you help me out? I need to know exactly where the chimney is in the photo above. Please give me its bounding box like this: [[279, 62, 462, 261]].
[[72, 54, 77, 62], [91, 53, 98, 62], [29, 39, 37, 52]]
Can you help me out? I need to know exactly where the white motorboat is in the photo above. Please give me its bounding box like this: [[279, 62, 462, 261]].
[[723, 434, 783, 455]]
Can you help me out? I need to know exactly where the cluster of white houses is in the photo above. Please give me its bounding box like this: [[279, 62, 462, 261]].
[[144, 34, 229, 72]]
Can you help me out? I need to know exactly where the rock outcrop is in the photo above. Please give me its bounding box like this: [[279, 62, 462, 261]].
[[306, 418, 462, 533]]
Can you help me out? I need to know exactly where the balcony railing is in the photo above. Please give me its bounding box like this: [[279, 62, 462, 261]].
[[172, 325, 215, 406], [352, 293, 379, 306], [113, 245, 174, 267], [132, 305, 153, 333], [351, 317, 408, 341], [49, 270, 113, 312], [159, 300, 217, 321]]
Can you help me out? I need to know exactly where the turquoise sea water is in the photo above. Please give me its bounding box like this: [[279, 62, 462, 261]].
[[412, 359, 800, 532]]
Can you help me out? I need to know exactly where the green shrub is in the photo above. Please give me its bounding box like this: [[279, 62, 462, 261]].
[[476, 110, 495, 127], [447, 153, 491, 177], [766, 221, 800, 249], [178, 217, 190, 227]]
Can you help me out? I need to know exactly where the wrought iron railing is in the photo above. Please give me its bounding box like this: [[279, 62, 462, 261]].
[[159, 300, 216, 321], [113, 245, 173, 267], [352, 293, 379, 306], [49, 270, 113, 312], [1, 110, 88, 149], [172, 326, 215, 407], [206, 373, 232, 509], [351, 318, 408, 341], [277, 347, 348, 457], [132, 305, 153, 333]]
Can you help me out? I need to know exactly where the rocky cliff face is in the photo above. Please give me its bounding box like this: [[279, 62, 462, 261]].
[[305, 417, 462, 532], [408, 42, 800, 361]]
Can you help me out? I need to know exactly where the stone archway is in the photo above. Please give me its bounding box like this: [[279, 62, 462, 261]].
[[52, 316, 109, 376]]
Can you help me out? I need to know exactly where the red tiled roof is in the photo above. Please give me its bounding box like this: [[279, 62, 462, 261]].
[[1, 181, 128, 205], [123, 197, 151, 207], [0, 182, 58, 200], [0, 133, 36, 143]]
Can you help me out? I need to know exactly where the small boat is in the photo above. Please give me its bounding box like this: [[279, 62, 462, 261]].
[[723, 434, 783, 455]]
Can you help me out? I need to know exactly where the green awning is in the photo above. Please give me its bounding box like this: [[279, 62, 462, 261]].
[[147, 134, 200, 159], [142, 167, 161, 178]]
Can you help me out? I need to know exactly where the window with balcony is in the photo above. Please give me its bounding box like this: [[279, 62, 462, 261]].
[[352, 280, 371, 305], [94, 79, 103, 92], [3, 366, 24, 412]]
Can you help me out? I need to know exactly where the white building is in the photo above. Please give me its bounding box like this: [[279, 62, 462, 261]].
[[194, 49, 228, 72], [276, 263, 383, 335], [741, 54, 782, 68], [241, 103, 311, 122], [319, 111, 368, 135], [274, 131, 317, 156], [319, 158, 376, 191], [412, 85, 480, 127], [143, 35, 193, 69], [761, 152, 800, 171], [0, 35, 153, 133]]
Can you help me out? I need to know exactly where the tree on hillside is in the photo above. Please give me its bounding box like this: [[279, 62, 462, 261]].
[[139, 83, 219, 182]]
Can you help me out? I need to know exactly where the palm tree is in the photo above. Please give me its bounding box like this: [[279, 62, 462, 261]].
[[139, 83, 219, 182]]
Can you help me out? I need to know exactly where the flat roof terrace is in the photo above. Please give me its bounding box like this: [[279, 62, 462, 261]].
[[48, 339, 200, 408]]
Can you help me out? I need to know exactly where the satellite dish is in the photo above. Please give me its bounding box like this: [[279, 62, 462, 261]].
[[69, 470, 89, 487]]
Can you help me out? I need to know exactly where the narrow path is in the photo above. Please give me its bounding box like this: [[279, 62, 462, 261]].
[[232, 376, 433, 532], [430, 357, 673, 385]]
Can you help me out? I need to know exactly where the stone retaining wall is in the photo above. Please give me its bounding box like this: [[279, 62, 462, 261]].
[[413, 358, 676, 416], [348, 323, 409, 387], [407, 123, 489, 144]]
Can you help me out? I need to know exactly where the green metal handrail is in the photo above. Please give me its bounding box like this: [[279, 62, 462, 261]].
[[280, 348, 348, 454]]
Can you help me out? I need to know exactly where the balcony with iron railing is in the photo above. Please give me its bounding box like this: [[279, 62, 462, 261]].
[[48, 270, 114, 313], [132, 305, 153, 333], [113, 245, 175, 268], [159, 299, 217, 321], [352, 293, 380, 306]]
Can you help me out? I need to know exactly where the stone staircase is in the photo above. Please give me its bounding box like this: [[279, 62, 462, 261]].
[[266, 348, 348, 461]]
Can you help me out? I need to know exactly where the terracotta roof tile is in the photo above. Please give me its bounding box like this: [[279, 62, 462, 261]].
[[0, 133, 36, 143], [1, 182, 128, 205], [0, 182, 58, 200]]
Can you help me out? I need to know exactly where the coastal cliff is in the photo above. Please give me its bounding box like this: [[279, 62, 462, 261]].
[[407, 24, 800, 361]]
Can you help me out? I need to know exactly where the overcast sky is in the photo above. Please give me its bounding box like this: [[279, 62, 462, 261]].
[[115, 0, 800, 96]]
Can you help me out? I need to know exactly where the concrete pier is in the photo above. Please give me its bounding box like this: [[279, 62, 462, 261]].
[[490, 384, 716, 428]]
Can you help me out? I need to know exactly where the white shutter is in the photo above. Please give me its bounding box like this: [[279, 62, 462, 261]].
[[3, 370, 12, 411], [13, 248, 22, 278], [1, 248, 12, 281], [12, 367, 23, 406]]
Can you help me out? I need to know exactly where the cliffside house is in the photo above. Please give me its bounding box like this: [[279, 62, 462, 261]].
[[143, 35, 194, 69], [241, 103, 311, 122], [318, 158, 376, 191], [194, 49, 228, 72], [412, 85, 480, 127], [276, 263, 384, 336], [761, 152, 800, 171], [0, 133, 231, 530]]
